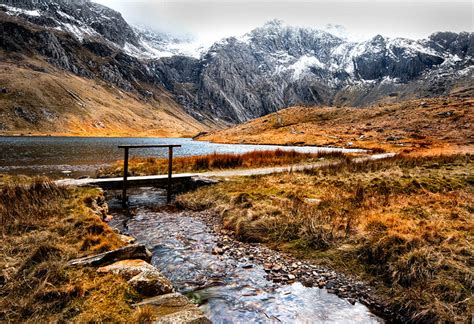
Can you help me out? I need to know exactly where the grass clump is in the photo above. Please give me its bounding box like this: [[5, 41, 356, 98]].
[[97, 149, 347, 177], [176, 153, 474, 322], [0, 176, 141, 322]]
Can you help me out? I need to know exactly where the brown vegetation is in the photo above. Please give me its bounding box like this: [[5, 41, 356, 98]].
[[97, 149, 348, 177], [177, 154, 474, 322], [199, 96, 473, 154], [0, 176, 139, 322], [0, 56, 212, 137]]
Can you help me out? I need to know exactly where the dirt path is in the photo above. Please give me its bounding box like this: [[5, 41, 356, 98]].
[[56, 153, 396, 187], [202, 153, 395, 177]]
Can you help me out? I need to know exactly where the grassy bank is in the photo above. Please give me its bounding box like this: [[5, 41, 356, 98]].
[[0, 176, 140, 322], [177, 154, 474, 322], [198, 97, 473, 154], [97, 149, 348, 177]]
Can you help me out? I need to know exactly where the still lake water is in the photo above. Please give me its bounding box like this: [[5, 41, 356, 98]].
[[0, 136, 363, 178]]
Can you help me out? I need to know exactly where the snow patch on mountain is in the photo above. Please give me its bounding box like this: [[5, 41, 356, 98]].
[[288, 55, 325, 79], [3, 5, 41, 17]]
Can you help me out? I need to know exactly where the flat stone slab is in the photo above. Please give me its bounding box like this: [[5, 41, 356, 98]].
[[129, 269, 174, 296], [153, 309, 211, 324], [97, 259, 156, 280], [134, 293, 191, 308], [134, 293, 211, 324], [67, 244, 152, 267]]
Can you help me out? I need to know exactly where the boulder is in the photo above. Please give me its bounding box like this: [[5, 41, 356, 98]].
[[134, 293, 211, 324], [153, 309, 211, 324], [67, 244, 152, 267], [129, 269, 174, 296], [97, 259, 156, 280], [134, 293, 190, 308]]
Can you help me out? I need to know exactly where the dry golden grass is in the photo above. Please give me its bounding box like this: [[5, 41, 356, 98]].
[[199, 96, 474, 155], [177, 154, 474, 322], [97, 149, 348, 177], [0, 55, 211, 137], [0, 176, 141, 322]]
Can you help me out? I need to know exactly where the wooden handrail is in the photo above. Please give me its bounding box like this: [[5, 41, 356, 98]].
[[118, 144, 182, 148], [119, 144, 182, 208]]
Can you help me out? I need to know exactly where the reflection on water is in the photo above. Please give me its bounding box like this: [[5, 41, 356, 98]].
[[108, 188, 382, 323], [0, 137, 363, 178]]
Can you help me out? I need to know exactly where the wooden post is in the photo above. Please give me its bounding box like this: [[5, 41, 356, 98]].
[[122, 147, 129, 208], [167, 146, 173, 204]]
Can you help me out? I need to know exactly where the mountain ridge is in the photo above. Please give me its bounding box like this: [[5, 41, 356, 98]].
[[0, 0, 472, 130]]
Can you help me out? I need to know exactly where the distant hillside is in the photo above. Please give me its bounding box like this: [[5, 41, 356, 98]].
[[0, 56, 209, 137], [0, 0, 472, 129], [198, 96, 474, 154]]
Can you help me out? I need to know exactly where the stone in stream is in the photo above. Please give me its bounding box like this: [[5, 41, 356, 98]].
[[98, 259, 174, 296], [129, 270, 174, 296], [134, 293, 211, 324], [67, 244, 152, 267], [154, 309, 211, 324], [134, 292, 190, 308], [97, 259, 156, 280]]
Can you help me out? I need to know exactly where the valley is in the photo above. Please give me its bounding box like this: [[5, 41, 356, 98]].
[[0, 0, 472, 323]]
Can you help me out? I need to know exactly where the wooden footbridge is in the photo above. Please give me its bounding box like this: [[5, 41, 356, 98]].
[[55, 144, 396, 208]]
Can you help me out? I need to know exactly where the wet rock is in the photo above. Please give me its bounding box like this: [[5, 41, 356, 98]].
[[154, 309, 211, 324], [97, 259, 156, 280], [67, 244, 152, 267], [300, 276, 314, 287], [325, 280, 336, 289], [212, 247, 224, 255], [347, 298, 356, 305], [134, 292, 190, 308], [129, 269, 174, 296], [119, 234, 136, 244]]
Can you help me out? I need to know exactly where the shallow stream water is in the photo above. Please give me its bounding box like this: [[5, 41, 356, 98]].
[[108, 188, 383, 323]]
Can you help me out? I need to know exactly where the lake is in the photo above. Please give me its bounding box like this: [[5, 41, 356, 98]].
[[0, 136, 363, 178]]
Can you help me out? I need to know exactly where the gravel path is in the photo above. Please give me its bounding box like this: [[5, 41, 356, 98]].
[[56, 153, 395, 187]]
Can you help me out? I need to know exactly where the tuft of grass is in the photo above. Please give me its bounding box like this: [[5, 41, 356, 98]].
[[176, 153, 474, 322], [97, 149, 347, 177], [0, 176, 66, 234]]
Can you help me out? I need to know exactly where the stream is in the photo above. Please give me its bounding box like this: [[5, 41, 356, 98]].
[[107, 187, 383, 323]]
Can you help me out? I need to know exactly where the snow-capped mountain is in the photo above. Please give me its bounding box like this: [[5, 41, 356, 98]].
[[1, 0, 472, 124], [0, 0, 202, 58]]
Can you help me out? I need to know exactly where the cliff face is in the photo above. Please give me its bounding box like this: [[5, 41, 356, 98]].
[[1, 1, 472, 125]]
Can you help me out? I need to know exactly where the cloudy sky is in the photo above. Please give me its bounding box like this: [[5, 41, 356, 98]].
[[95, 0, 473, 43]]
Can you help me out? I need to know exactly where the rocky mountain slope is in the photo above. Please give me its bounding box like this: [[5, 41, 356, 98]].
[[1, 0, 472, 131]]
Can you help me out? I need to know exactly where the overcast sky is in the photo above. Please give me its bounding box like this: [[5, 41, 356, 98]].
[[95, 0, 473, 43]]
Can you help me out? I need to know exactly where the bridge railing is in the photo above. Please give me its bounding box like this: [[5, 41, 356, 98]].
[[118, 144, 182, 207]]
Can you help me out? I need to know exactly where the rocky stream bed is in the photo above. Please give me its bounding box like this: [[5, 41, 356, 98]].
[[107, 187, 402, 323]]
